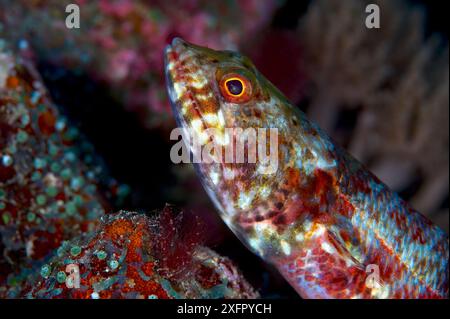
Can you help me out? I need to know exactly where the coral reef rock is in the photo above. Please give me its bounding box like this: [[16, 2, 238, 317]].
[[23, 208, 258, 299], [0, 39, 125, 297]]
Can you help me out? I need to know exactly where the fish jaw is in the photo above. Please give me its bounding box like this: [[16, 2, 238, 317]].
[[164, 38, 238, 226]]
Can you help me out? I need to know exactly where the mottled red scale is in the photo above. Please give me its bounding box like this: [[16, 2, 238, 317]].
[[328, 271, 349, 290], [380, 260, 395, 281], [412, 226, 426, 244], [339, 229, 351, 244], [390, 209, 407, 228], [336, 194, 356, 218], [348, 170, 371, 195], [300, 170, 338, 221]]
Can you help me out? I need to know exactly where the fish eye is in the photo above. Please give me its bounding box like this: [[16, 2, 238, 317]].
[[225, 78, 244, 96], [219, 73, 252, 103]]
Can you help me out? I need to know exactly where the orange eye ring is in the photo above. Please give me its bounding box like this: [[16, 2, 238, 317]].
[[219, 73, 252, 103], [224, 77, 245, 97]]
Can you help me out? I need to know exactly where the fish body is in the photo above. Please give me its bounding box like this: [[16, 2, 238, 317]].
[[164, 38, 449, 299]]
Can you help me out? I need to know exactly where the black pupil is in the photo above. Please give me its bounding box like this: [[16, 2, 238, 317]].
[[226, 80, 243, 95]]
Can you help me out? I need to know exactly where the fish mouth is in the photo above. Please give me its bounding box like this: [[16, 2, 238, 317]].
[[164, 37, 190, 130], [164, 38, 210, 130], [165, 37, 222, 138], [164, 38, 226, 217]]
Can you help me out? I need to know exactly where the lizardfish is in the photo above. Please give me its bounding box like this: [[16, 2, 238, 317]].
[[164, 37, 448, 299]]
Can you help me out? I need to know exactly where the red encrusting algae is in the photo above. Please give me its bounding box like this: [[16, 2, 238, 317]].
[[22, 207, 258, 299]]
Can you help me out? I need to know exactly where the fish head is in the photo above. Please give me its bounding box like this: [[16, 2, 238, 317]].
[[164, 38, 308, 257], [165, 37, 283, 129]]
